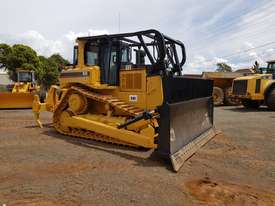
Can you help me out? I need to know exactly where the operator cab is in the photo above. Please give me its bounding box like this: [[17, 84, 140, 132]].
[[84, 40, 131, 85], [258, 60, 275, 79], [267, 60, 275, 74], [73, 30, 186, 86], [73, 41, 132, 86]]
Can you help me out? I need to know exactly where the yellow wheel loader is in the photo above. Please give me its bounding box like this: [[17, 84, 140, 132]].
[[33, 30, 216, 171], [0, 70, 39, 109], [232, 60, 275, 110]]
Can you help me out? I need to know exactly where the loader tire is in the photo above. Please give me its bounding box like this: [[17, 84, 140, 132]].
[[224, 87, 241, 106], [266, 89, 275, 110], [242, 99, 261, 109], [213, 87, 224, 106]]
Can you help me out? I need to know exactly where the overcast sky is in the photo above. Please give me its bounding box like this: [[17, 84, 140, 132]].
[[0, 0, 275, 73]]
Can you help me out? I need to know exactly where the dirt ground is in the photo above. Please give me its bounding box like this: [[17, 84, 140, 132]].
[[0, 106, 275, 206]]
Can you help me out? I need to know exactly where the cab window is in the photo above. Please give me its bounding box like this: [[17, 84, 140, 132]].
[[109, 47, 118, 85], [73, 46, 78, 65], [85, 43, 99, 66], [269, 63, 275, 69], [121, 48, 130, 63]]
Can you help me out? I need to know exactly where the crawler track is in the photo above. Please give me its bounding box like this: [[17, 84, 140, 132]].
[[53, 84, 148, 147]]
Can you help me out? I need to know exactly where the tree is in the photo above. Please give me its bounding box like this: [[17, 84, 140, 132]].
[[0, 44, 40, 81], [38, 56, 59, 91], [0, 44, 12, 68], [0, 43, 69, 91], [48, 53, 70, 72], [216, 63, 232, 72], [38, 54, 70, 90]]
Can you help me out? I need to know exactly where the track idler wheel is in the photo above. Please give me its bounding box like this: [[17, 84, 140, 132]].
[[55, 111, 73, 133], [68, 93, 88, 114]]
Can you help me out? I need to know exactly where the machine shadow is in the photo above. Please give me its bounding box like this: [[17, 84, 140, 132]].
[[0, 108, 32, 111], [223, 106, 271, 113], [25, 123, 52, 129], [42, 129, 172, 171]]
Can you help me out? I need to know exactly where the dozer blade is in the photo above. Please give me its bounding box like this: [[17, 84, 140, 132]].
[[0, 92, 34, 109], [157, 76, 217, 172]]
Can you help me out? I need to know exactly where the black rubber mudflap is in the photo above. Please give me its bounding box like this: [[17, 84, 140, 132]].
[[157, 76, 216, 172]]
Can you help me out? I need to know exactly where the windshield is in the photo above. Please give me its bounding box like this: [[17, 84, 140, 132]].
[[18, 72, 33, 82]]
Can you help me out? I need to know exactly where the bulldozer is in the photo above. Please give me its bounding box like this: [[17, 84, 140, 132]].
[[232, 60, 275, 110], [33, 29, 216, 171], [0, 69, 39, 109]]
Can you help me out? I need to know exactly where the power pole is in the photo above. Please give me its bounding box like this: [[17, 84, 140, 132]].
[[118, 12, 121, 33]]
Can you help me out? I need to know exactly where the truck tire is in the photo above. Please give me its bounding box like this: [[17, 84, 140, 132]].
[[213, 87, 224, 106], [224, 87, 241, 106], [242, 99, 261, 109], [266, 89, 275, 110]]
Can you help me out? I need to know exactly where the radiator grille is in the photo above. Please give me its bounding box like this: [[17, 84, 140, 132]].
[[121, 73, 142, 90], [232, 80, 247, 95]]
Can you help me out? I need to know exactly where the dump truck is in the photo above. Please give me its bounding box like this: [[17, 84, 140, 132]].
[[202, 72, 244, 106], [0, 70, 39, 109], [33, 29, 216, 171], [232, 60, 275, 110], [184, 72, 246, 106]]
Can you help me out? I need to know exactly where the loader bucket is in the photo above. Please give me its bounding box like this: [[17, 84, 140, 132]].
[[0, 92, 34, 109], [157, 76, 216, 172]]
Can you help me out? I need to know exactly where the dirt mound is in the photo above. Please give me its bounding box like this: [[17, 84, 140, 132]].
[[185, 177, 275, 206]]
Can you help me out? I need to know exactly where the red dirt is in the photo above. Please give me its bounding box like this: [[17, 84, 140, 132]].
[[185, 177, 275, 206], [0, 107, 275, 205]]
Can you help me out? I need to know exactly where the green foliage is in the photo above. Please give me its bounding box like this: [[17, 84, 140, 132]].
[[48, 54, 70, 72], [21, 63, 36, 71], [0, 44, 40, 81], [216, 63, 232, 72], [0, 43, 69, 90], [38, 56, 59, 90], [0, 44, 12, 69]]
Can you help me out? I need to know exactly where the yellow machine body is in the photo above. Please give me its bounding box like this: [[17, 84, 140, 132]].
[[34, 67, 162, 148], [232, 61, 275, 110], [33, 30, 216, 171], [233, 74, 274, 100], [59, 67, 163, 110], [0, 70, 38, 109]]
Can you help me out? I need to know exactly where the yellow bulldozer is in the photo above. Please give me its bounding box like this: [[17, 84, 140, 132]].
[[232, 60, 275, 110], [33, 29, 216, 171], [0, 69, 39, 109]]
